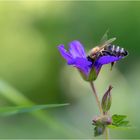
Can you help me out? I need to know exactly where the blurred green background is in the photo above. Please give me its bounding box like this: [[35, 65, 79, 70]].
[[0, 1, 139, 139]]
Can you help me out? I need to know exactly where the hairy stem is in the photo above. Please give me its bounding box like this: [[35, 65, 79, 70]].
[[89, 81, 103, 114], [89, 81, 109, 140]]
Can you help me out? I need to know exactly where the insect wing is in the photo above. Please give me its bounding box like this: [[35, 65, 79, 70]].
[[100, 30, 109, 45], [100, 37, 116, 48]]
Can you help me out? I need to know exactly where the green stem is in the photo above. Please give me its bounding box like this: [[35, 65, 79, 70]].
[[89, 81, 103, 115], [89, 81, 109, 140], [105, 127, 109, 140]]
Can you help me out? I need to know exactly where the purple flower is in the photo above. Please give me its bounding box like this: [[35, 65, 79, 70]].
[[58, 40, 126, 80], [58, 41, 92, 76]]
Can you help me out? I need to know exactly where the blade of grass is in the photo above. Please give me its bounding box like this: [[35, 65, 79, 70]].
[[0, 104, 69, 116], [0, 80, 84, 137]]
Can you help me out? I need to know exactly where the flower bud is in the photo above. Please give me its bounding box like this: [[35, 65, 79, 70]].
[[92, 115, 112, 126], [92, 115, 112, 136], [94, 126, 105, 136], [101, 85, 113, 113]]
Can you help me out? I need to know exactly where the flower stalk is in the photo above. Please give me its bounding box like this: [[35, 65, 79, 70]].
[[105, 128, 109, 140], [90, 81, 110, 140], [89, 82, 103, 115]]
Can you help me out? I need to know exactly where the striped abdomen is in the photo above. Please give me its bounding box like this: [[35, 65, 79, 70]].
[[103, 44, 128, 57]]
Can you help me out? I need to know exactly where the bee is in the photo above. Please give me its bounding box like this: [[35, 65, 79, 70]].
[[88, 44, 128, 60], [87, 38, 129, 69]]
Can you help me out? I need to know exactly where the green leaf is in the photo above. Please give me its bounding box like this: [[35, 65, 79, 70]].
[[111, 114, 130, 128], [118, 120, 129, 126], [112, 114, 127, 124], [0, 104, 69, 116], [107, 125, 132, 130], [107, 124, 117, 129]]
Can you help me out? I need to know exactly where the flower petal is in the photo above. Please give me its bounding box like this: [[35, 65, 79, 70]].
[[74, 57, 92, 75], [95, 55, 122, 65], [69, 40, 86, 58], [94, 55, 123, 74], [94, 64, 102, 75], [58, 44, 74, 64]]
